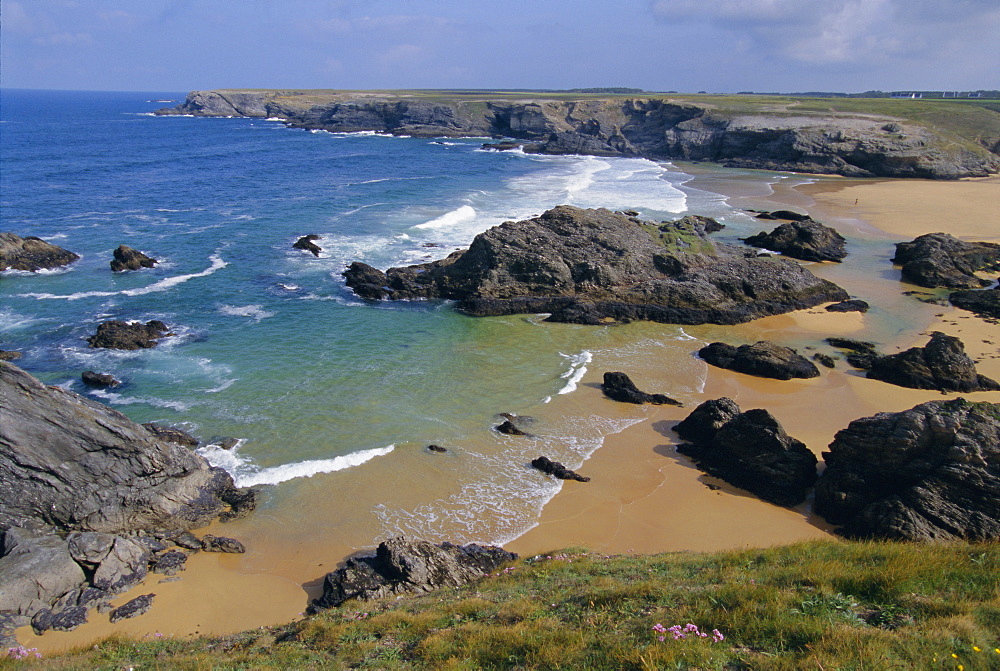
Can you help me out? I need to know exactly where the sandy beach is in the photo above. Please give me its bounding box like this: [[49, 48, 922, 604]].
[[20, 171, 1000, 654]]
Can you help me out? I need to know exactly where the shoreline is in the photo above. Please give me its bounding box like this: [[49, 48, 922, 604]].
[[19, 169, 1000, 654]]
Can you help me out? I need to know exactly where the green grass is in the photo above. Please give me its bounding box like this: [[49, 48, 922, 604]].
[[13, 540, 999, 670]]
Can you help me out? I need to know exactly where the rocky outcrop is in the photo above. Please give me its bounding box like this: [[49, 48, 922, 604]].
[[81, 371, 120, 388], [109, 594, 155, 623], [892, 233, 1000, 288], [673, 399, 817, 506], [862, 332, 1000, 393], [698, 341, 820, 380], [814, 399, 1000, 541], [86, 320, 173, 349], [950, 285, 1000, 319], [825, 299, 870, 313], [159, 91, 1000, 179], [310, 537, 517, 612], [743, 220, 848, 262], [344, 207, 848, 326], [0, 232, 79, 272], [0, 350, 22, 361], [601, 372, 681, 405], [110, 245, 157, 272], [293, 235, 322, 257], [142, 422, 200, 448], [530, 456, 590, 482], [201, 535, 246, 553]]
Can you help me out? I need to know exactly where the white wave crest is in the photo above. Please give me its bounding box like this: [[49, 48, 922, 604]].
[[87, 389, 191, 412], [218, 304, 274, 322], [413, 205, 476, 230], [200, 444, 396, 487], [557, 350, 592, 395]]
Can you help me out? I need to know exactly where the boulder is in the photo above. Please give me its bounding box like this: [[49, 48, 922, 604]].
[[86, 320, 173, 350], [825, 299, 870, 313], [752, 210, 811, 222], [0, 529, 86, 617], [742, 220, 848, 262], [81, 371, 120, 388], [201, 535, 246, 553], [530, 456, 590, 482], [109, 594, 155, 623], [30, 605, 89, 634], [67, 533, 149, 594], [865, 332, 1000, 393], [150, 550, 188, 575], [142, 422, 199, 448], [814, 399, 1000, 541], [673, 399, 817, 506], [293, 235, 322, 257], [0, 232, 79, 272], [110, 245, 157, 272], [892, 233, 1000, 289], [698, 341, 820, 380], [949, 285, 1000, 319], [601, 372, 682, 405], [310, 537, 517, 611], [162, 531, 203, 550], [343, 207, 849, 326]]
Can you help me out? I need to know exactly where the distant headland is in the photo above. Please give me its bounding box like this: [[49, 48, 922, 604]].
[[158, 89, 1000, 179]]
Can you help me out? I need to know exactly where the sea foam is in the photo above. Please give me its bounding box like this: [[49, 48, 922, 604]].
[[413, 205, 477, 230], [199, 444, 396, 488]]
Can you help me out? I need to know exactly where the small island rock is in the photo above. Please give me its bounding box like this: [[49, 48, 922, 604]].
[[743, 219, 848, 262], [293, 235, 323, 257], [699, 341, 820, 380], [110, 245, 157, 272], [0, 232, 80, 272], [86, 320, 173, 350]]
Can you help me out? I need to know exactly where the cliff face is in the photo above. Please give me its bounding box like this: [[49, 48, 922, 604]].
[[160, 91, 1000, 179]]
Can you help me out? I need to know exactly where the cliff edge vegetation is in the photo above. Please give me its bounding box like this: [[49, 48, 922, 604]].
[[158, 89, 1000, 179]]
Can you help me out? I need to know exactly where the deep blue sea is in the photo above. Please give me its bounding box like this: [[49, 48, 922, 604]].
[[1, 89, 822, 547]]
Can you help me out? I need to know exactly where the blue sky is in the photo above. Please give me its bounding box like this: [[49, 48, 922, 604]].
[[2, 0, 998, 93]]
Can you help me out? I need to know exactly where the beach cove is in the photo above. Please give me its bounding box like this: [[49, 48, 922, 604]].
[[3, 91, 999, 652]]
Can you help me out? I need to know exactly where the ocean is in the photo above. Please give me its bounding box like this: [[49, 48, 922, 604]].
[[2, 89, 874, 554]]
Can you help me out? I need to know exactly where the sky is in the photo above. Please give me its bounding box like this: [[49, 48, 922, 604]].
[[2, 0, 998, 94]]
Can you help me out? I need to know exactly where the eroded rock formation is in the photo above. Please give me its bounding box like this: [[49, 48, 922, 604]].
[[0, 232, 79, 272], [892, 233, 1000, 289]]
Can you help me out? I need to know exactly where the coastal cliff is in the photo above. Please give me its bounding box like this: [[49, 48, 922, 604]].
[[159, 90, 1000, 179]]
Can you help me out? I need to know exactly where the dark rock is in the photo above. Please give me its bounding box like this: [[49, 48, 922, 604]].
[[601, 372, 682, 405], [31, 605, 88, 634], [201, 535, 246, 553], [950, 285, 1000, 319], [0, 361, 237, 534], [142, 422, 199, 447], [427, 444, 448, 453], [81, 370, 120, 388], [67, 533, 149, 594], [893, 233, 1000, 289], [753, 210, 811, 222], [86, 319, 173, 350], [743, 220, 848, 262], [218, 486, 256, 522], [162, 531, 203, 550], [134, 536, 170, 553], [214, 437, 241, 450], [673, 400, 818, 506], [0, 232, 80, 272], [310, 537, 517, 611], [0, 350, 22, 361], [699, 341, 820, 380], [150, 550, 188, 575], [530, 456, 590, 482], [109, 594, 155, 623], [110, 245, 157, 272], [814, 399, 1000, 541], [343, 207, 849, 326], [826, 338, 879, 352], [866, 331, 1000, 392], [0, 528, 86, 617], [813, 352, 836, 368], [826, 299, 870, 313], [495, 420, 530, 436], [293, 235, 322, 257]]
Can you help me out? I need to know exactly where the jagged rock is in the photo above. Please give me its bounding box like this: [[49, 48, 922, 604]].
[[162, 531, 203, 550], [814, 399, 1000, 541], [134, 536, 170, 554], [601, 372, 682, 405], [67, 533, 149, 594], [826, 338, 880, 369], [293, 235, 322, 257], [950, 285, 1000, 319], [0, 361, 239, 534], [893, 233, 1000, 289], [0, 350, 22, 361], [31, 605, 88, 634], [343, 207, 848, 326], [752, 210, 811, 222], [0, 611, 28, 648], [743, 220, 848, 262], [865, 332, 1000, 392], [699, 341, 820, 380], [0, 529, 86, 618], [218, 486, 257, 522], [0, 232, 80, 272], [81, 370, 120, 388], [310, 537, 517, 611], [201, 535, 246, 553], [813, 352, 836, 368], [530, 456, 590, 482], [110, 245, 157, 272], [86, 319, 173, 350], [673, 399, 817, 506], [150, 550, 188, 575], [142, 422, 199, 447], [826, 299, 870, 313], [109, 594, 155, 623]]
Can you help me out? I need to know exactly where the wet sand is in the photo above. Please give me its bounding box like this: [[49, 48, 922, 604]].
[[22, 170, 1000, 653]]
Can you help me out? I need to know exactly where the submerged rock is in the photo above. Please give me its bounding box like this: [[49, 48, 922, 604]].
[[310, 537, 516, 611], [865, 331, 999, 393], [743, 220, 848, 262], [530, 456, 590, 482], [673, 399, 817, 506], [343, 206, 848, 325], [601, 372, 682, 405], [81, 371, 120, 388], [892, 233, 1000, 289], [0, 232, 80, 272], [110, 245, 157, 272], [86, 320, 173, 350], [814, 399, 1000, 541], [949, 285, 1000, 319], [698, 341, 820, 380]]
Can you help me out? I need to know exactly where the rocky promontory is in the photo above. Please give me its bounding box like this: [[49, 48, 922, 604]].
[[1, 232, 79, 272], [343, 206, 849, 325], [157, 91, 1000, 179]]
